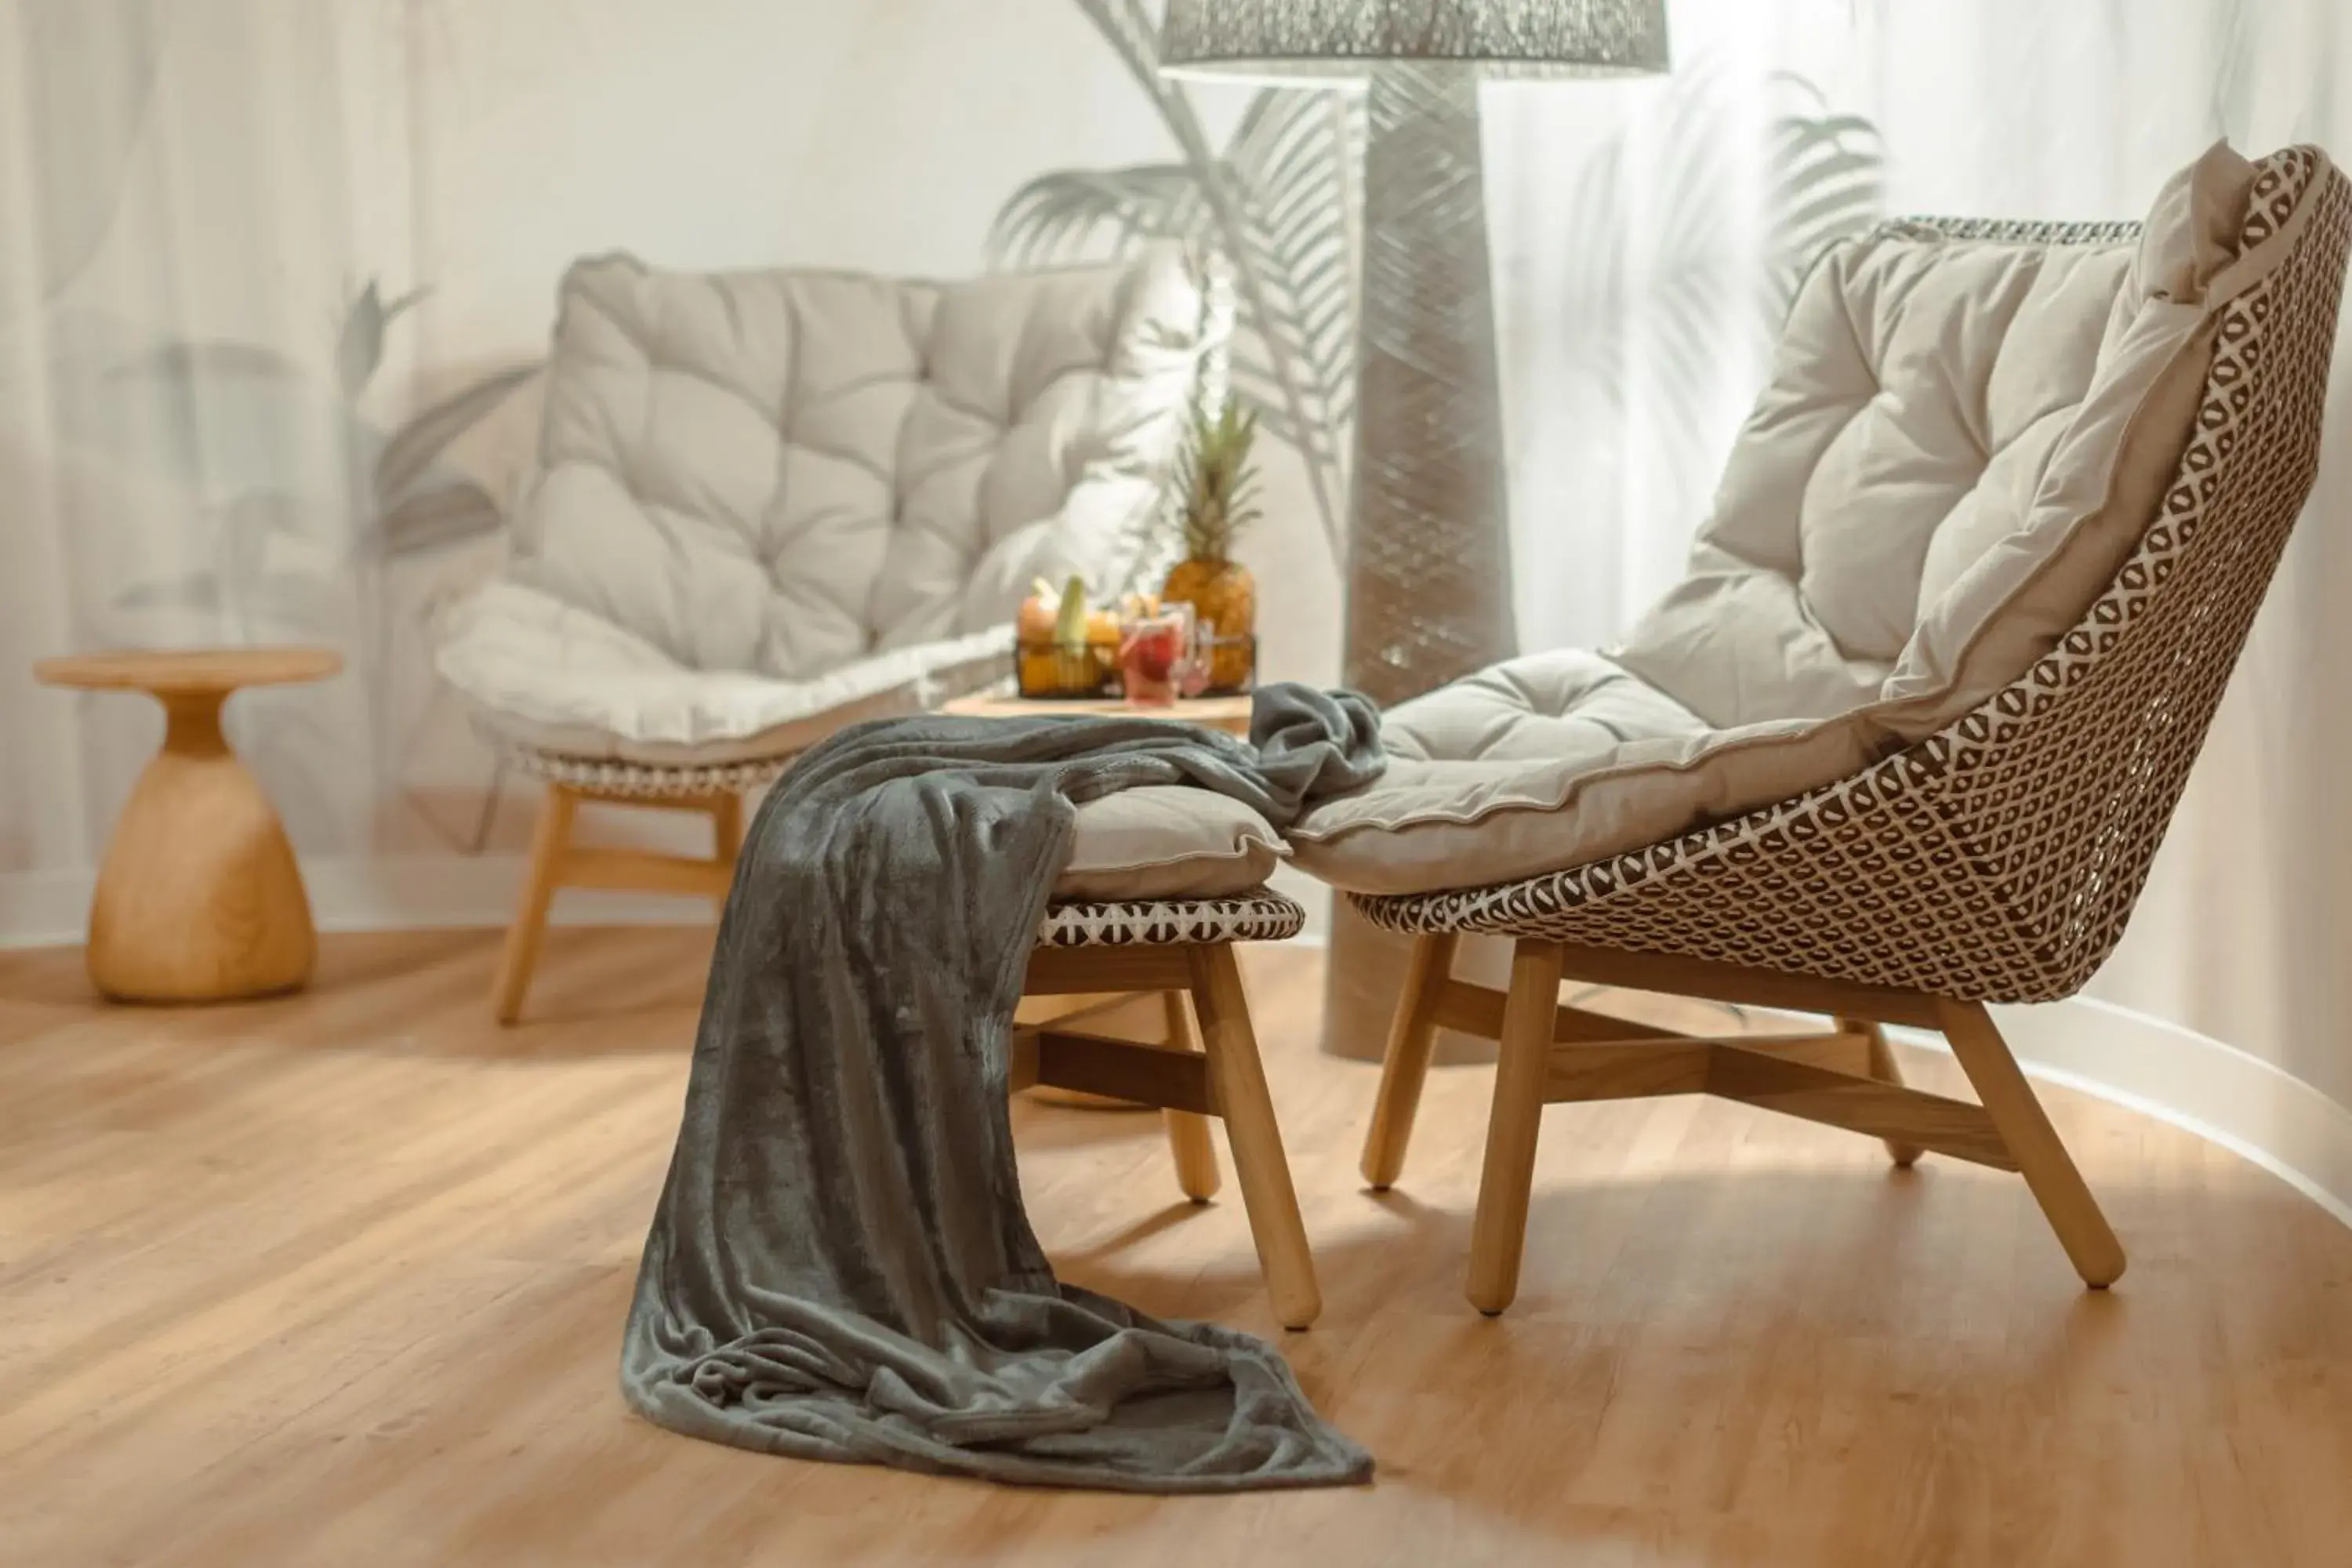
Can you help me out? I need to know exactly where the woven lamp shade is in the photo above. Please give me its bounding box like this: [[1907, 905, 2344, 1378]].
[[1158, 0, 1671, 82]]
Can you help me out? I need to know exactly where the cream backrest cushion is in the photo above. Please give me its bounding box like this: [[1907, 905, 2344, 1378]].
[[507, 245, 1203, 680], [1293, 141, 2307, 897], [1613, 140, 2257, 739]]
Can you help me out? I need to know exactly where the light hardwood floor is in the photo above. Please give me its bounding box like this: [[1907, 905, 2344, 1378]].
[[3, 929, 2350, 1566]]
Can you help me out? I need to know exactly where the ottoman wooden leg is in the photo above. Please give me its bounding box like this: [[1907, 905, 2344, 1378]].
[[1161, 990, 1221, 1203], [1187, 944, 1320, 1330]]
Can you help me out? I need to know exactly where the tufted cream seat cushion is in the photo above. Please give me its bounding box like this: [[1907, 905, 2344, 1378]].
[[1293, 141, 2306, 896], [437, 245, 1206, 764], [1062, 787, 1290, 900]]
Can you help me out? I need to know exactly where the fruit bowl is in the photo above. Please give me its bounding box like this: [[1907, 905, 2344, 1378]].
[[1014, 640, 1119, 699]]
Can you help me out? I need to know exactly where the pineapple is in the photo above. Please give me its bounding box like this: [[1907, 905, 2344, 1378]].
[[1161, 393, 1261, 692]]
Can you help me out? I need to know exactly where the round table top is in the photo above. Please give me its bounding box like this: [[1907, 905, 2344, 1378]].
[[34, 645, 343, 695], [942, 691, 1255, 735]]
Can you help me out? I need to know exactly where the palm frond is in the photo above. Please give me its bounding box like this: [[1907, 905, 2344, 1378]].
[[1641, 67, 1751, 466], [2205, 0, 2263, 142], [1762, 74, 1886, 323], [1558, 133, 1629, 417], [1545, 56, 1757, 598], [1221, 87, 1363, 495], [988, 164, 1210, 268], [1042, 1, 1355, 560], [1068, 0, 1166, 100], [373, 361, 539, 507]]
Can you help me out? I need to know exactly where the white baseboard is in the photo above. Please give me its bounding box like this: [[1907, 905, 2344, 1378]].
[[2, 856, 1337, 953], [6, 855, 2347, 1232], [1894, 997, 2352, 1232], [0, 854, 716, 953], [2, 857, 1341, 953], [0, 867, 95, 949]]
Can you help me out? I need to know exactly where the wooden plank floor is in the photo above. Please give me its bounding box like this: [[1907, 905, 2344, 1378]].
[[3, 928, 2349, 1566]]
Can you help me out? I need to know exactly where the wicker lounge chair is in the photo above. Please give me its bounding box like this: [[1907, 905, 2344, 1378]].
[[1324, 145, 2351, 1313]]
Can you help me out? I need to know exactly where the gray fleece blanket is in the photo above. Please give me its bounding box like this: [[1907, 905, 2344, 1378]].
[[622, 684, 1383, 1492]]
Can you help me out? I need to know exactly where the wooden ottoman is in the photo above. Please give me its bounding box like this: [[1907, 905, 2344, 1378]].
[[1020, 891, 1321, 1330]]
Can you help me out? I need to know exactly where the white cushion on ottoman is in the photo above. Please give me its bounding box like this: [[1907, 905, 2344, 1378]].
[[437, 580, 1007, 764], [1062, 787, 1289, 901]]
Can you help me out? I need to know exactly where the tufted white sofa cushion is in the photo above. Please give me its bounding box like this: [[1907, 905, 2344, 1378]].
[[434, 579, 1011, 764], [437, 245, 1207, 763], [1294, 141, 2304, 896]]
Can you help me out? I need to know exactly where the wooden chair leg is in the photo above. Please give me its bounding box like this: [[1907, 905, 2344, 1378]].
[[491, 785, 576, 1025], [1839, 1014, 1923, 1168], [1937, 999, 2126, 1288], [1360, 931, 1459, 1190], [1186, 944, 1320, 1330], [1466, 938, 1566, 1316], [1160, 989, 1221, 1203], [709, 791, 744, 867]]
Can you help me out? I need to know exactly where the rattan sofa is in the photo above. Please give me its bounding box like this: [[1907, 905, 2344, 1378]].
[[1324, 145, 2351, 1314], [434, 246, 1215, 1022]]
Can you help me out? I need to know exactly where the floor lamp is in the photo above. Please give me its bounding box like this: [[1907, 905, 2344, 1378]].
[[1157, 1, 1673, 1059]]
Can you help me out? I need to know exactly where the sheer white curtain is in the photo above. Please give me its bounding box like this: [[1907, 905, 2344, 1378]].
[[1486, 0, 1868, 652], [0, 0, 1201, 925], [1867, 0, 2352, 1123], [1482, 0, 2352, 1122], [0, 2, 408, 884]]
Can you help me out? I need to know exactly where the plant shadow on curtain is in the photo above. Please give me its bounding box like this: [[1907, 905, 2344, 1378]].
[[0, 1, 536, 879], [997, 2, 1891, 665]]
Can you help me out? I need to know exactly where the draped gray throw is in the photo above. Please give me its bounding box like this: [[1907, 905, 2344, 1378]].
[[622, 684, 1383, 1491]]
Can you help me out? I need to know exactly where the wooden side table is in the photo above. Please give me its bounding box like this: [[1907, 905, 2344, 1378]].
[[35, 647, 343, 1003]]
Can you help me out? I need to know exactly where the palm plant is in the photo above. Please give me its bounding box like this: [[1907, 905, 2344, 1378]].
[[991, 0, 1359, 562]]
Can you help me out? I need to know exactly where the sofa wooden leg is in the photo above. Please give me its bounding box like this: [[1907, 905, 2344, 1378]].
[[709, 791, 744, 869], [492, 785, 577, 1025], [1188, 944, 1320, 1330], [1466, 938, 1566, 1316], [1839, 1014, 1924, 1168], [1937, 999, 2126, 1288], [1360, 931, 1458, 1190], [1160, 989, 1221, 1203]]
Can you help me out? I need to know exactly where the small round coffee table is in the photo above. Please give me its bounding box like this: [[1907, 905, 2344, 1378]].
[[34, 646, 343, 1003], [939, 691, 1254, 735]]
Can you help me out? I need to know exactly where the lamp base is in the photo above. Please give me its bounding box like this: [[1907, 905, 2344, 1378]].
[[1324, 64, 1519, 1060], [1341, 62, 1517, 704]]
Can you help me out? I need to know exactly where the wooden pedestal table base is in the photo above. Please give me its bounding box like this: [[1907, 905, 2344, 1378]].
[[35, 647, 343, 1003]]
